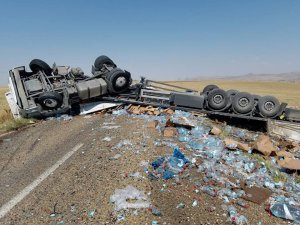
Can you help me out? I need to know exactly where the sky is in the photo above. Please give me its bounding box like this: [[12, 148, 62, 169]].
[[0, 0, 300, 84]]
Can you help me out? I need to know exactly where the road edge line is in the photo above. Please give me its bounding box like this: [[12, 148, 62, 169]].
[[0, 143, 83, 219]]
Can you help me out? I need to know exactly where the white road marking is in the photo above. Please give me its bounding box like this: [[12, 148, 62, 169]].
[[0, 143, 84, 219]]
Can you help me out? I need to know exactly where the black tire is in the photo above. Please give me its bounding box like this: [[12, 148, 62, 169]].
[[258, 96, 280, 118], [252, 95, 261, 101], [106, 68, 131, 93], [207, 88, 229, 110], [232, 92, 255, 114], [94, 55, 116, 70], [71, 103, 81, 115], [29, 59, 52, 76], [227, 89, 239, 96], [202, 84, 218, 94], [38, 92, 63, 110]]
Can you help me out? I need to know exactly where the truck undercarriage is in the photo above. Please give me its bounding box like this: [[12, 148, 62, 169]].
[[5, 56, 300, 124]]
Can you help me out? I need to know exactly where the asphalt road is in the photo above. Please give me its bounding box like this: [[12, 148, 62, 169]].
[[0, 114, 290, 225]]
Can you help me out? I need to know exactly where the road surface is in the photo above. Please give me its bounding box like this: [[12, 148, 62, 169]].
[[0, 114, 290, 224]]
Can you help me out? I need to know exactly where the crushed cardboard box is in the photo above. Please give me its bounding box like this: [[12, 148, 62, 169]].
[[224, 138, 251, 152], [242, 186, 272, 205], [277, 158, 300, 170], [276, 150, 295, 158], [163, 127, 177, 137], [127, 105, 175, 116], [252, 135, 277, 156], [127, 105, 161, 115], [210, 127, 222, 136], [148, 121, 158, 128], [163, 108, 174, 115]]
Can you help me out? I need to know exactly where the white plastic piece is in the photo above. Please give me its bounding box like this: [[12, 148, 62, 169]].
[[80, 101, 121, 115], [110, 185, 151, 211]]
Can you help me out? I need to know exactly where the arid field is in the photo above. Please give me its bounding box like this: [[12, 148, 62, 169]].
[[0, 87, 12, 123]]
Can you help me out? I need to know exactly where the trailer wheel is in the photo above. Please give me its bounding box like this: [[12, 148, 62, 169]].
[[106, 68, 131, 93], [258, 96, 280, 118], [227, 89, 239, 96], [252, 95, 261, 101], [38, 92, 63, 109], [94, 55, 116, 70], [29, 59, 52, 76], [232, 92, 255, 114], [202, 84, 218, 94], [207, 88, 229, 110]]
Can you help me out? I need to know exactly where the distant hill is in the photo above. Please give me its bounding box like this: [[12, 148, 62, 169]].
[[219, 72, 300, 82]]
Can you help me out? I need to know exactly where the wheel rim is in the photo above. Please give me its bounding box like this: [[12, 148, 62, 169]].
[[264, 101, 275, 111], [238, 97, 249, 107], [43, 99, 58, 108], [115, 76, 126, 88], [213, 94, 223, 104]]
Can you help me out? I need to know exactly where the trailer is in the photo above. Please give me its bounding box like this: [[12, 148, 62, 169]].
[[5, 56, 300, 124]]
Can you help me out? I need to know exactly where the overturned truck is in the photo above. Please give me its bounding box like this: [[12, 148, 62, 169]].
[[5, 56, 300, 124]]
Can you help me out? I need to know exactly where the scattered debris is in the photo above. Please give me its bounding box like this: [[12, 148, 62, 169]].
[[56, 221, 64, 225], [110, 185, 151, 211], [176, 203, 185, 209], [108, 108, 300, 224], [127, 105, 161, 115], [270, 203, 300, 223], [112, 140, 133, 149], [87, 209, 96, 218], [150, 148, 189, 180], [151, 207, 162, 216], [148, 121, 159, 128], [210, 126, 222, 135], [102, 125, 121, 129], [163, 127, 177, 137], [243, 186, 272, 205], [80, 102, 121, 115], [192, 200, 198, 207], [152, 220, 158, 225], [277, 157, 300, 170], [47, 114, 73, 121], [224, 138, 251, 152], [253, 135, 277, 156], [109, 154, 122, 160], [103, 136, 112, 142]]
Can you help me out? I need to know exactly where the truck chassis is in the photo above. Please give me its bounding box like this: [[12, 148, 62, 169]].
[[5, 56, 300, 124]]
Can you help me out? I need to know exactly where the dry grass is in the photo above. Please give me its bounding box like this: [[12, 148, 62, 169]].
[[0, 87, 34, 132], [0, 87, 12, 124], [166, 80, 300, 107]]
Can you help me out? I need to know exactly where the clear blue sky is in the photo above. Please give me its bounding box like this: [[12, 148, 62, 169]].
[[0, 0, 300, 84]]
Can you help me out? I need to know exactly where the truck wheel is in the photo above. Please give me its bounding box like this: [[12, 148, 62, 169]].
[[71, 103, 81, 115], [94, 55, 116, 70], [258, 96, 280, 118], [252, 95, 261, 101], [29, 59, 52, 76], [232, 92, 254, 114], [38, 92, 63, 109], [207, 88, 229, 110], [227, 89, 239, 96], [202, 84, 218, 94], [106, 68, 131, 93]]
